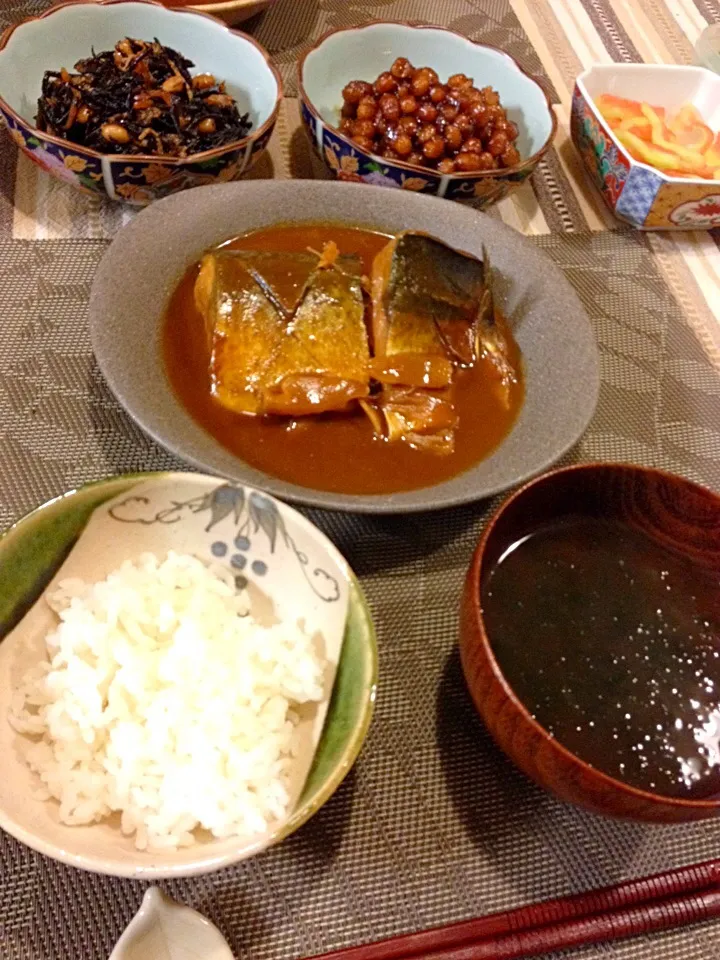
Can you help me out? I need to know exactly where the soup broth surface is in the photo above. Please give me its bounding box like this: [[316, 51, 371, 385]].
[[482, 515, 720, 800]]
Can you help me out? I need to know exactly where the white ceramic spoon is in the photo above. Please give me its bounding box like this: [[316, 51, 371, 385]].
[[109, 888, 234, 960]]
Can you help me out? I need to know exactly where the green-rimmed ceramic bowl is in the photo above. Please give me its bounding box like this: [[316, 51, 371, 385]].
[[0, 472, 377, 878]]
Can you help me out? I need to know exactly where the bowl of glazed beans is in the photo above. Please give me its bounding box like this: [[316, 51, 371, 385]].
[[339, 61, 522, 175], [298, 21, 556, 204]]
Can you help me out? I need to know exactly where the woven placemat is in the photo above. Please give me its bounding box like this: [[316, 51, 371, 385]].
[[1, 0, 720, 958], [1, 227, 720, 960]]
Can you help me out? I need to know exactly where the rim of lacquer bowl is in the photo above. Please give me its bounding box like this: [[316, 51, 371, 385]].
[[297, 20, 558, 183], [0, 0, 282, 166], [466, 460, 720, 814]]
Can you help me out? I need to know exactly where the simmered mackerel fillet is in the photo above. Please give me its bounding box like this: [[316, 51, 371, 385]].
[[195, 249, 369, 416], [372, 232, 490, 366], [192, 230, 519, 458], [363, 231, 516, 454]]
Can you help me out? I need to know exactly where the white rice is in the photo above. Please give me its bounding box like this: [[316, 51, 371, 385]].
[[9, 551, 325, 851]]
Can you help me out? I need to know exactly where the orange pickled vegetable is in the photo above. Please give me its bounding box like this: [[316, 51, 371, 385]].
[[596, 94, 644, 124], [616, 115, 653, 140], [671, 123, 714, 153], [615, 130, 697, 173], [594, 93, 719, 181], [673, 104, 703, 129], [639, 103, 707, 167], [667, 104, 713, 151]]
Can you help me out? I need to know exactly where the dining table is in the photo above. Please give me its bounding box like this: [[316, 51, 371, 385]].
[[1, 0, 720, 958]]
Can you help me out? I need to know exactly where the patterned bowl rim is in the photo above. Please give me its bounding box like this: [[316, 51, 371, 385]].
[[0, 470, 379, 878], [575, 67, 718, 187], [467, 460, 720, 813], [297, 20, 558, 182], [0, 0, 283, 166]]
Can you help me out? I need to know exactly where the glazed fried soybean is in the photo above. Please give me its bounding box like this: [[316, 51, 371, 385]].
[[339, 58, 521, 173], [482, 517, 720, 800]]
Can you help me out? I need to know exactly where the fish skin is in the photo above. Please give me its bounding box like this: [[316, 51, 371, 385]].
[[195, 250, 369, 417], [384, 233, 487, 317], [202, 252, 289, 415], [263, 261, 369, 414], [381, 232, 492, 366], [474, 243, 518, 407], [367, 231, 512, 454]]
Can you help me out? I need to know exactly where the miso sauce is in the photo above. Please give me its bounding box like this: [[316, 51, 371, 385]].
[[482, 516, 720, 799], [163, 223, 524, 496]]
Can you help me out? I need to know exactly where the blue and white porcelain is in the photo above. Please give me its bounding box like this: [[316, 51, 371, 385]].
[[0, 0, 281, 205], [298, 21, 556, 205]]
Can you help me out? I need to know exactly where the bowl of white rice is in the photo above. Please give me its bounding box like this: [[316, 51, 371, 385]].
[[0, 472, 376, 878]]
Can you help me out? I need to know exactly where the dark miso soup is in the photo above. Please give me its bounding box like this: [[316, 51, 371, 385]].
[[482, 516, 720, 800]]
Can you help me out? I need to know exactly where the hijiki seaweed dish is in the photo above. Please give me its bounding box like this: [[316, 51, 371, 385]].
[[36, 38, 251, 157], [164, 223, 524, 495]]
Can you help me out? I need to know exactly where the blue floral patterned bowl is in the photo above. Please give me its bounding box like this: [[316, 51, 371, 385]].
[[298, 21, 556, 206], [0, 0, 281, 205], [572, 64, 720, 230]]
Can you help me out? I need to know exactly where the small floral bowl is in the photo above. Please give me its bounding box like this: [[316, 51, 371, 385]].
[[0, 0, 281, 205], [572, 64, 720, 230], [298, 21, 556, 206]]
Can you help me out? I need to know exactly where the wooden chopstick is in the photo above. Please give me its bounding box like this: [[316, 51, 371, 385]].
[[301, 859, 720, 960], [416, 888, 720, 960]]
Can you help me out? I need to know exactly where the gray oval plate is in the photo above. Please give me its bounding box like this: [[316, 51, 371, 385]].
[[90, 181, 599, 513]]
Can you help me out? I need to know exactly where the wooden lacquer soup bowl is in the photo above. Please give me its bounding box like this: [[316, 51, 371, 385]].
[[460, 463, 720, 823]]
